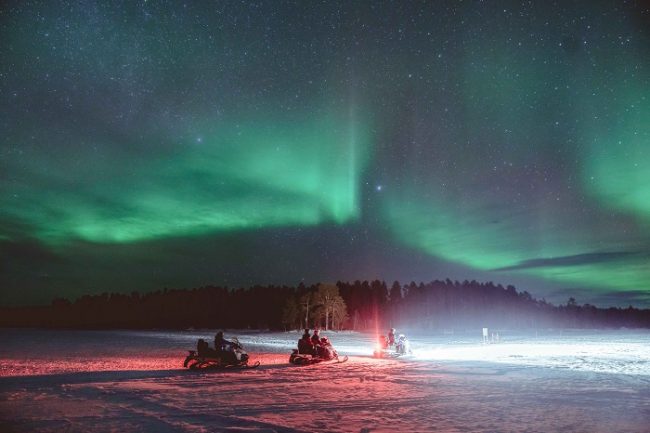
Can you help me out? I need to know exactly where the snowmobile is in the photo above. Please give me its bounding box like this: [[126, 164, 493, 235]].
[[184, 337, 260, 369], [289, 336, 348, 365], [373, 334, 412, 358], [289, 349, 349, 365]]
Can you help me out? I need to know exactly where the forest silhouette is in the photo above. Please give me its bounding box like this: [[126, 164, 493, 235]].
[[1, 279, 648, 330]]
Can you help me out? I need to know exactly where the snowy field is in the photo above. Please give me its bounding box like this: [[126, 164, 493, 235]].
[[1, 329, 649, 432]]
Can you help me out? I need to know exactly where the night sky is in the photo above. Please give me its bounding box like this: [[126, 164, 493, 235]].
[[2, 1, 649, 307]]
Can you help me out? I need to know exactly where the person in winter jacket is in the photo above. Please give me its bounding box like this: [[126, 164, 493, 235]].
[[298, 329, 314, 354], [311, 329, 321, 347], [387, 328, 396, 347]]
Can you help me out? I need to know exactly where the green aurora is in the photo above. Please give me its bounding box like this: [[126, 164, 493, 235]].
[[383, 192, 650, 293], [2, 114, 370, 244]]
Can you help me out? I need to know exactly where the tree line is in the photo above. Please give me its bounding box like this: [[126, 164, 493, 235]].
[[1, 279, 649, 330]]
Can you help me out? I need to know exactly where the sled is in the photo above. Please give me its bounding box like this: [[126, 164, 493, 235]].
[[184, 352, 260, 369], [289, 349, 348, 365]]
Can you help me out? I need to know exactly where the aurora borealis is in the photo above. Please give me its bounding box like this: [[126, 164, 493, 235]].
[[1, 1, 649, 306], [4, 112, 370, 243]]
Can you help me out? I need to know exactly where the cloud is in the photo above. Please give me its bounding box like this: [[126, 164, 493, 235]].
[[492, 251, 643, 272], [543, 287, 650, 308]]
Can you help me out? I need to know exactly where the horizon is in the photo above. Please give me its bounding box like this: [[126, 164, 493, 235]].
[[2, 1, 649, 308], [3, 278, 648, 311]]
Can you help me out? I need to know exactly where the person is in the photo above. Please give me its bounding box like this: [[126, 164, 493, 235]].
[[298, 329, 314, 355], [197, 338, 210, 357], [317, 336, 336, 360], [214, 331, 238, 363], [387, 328, 396, 347], [311, 329, 321, 347], [214, 331, 240, 363], [396, 334, 410, 354], [214, 331, 234, 352]]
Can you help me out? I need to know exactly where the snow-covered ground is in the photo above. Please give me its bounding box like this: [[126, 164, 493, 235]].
[[1, 329, 649, 432]]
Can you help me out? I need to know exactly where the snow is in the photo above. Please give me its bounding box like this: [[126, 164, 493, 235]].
[[1, 329, 649, 432]]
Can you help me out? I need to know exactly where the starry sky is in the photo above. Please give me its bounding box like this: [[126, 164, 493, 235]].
[[1, 0, 649, 307]]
